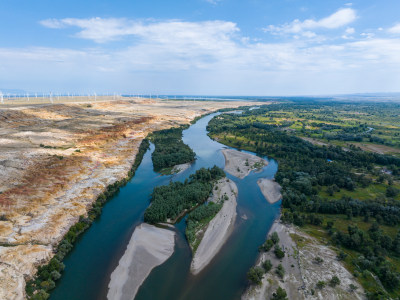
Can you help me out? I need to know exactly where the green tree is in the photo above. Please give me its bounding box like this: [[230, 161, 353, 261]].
[[316, 281, 326, 289], [276, 264, 285, 279], [247, 266, 264, 285], [271, 232, 280, 244], [271, 287, 288, 300], [274, 245, 285, 259], [330, 275, 341, 287], [262, 260, 272, 272]]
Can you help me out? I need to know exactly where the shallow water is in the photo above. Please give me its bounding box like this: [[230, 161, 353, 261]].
[[51, 113, 280, 300]]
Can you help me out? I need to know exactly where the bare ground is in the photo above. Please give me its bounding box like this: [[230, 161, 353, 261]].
[[242, 220, 365, 300], [257, 179, 282, 204], [107, 223, 175, 300], [0, 97, 264, 299], [190, 178, 238, 275], [222, 149, 267, 179]]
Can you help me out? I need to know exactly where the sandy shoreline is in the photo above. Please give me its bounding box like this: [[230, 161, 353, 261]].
[[190, 178, 238, 275], [242, 220, 365, 300], [257, 178, 282, 204], [107, 223, 175, 300], [172, 162, 192, 174], [222, 149, 267, 179]]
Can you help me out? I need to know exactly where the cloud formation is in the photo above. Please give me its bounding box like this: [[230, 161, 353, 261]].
[[264, 8, 357, 38], [388, 23, 400, 34], [1, 8, 399, 95]]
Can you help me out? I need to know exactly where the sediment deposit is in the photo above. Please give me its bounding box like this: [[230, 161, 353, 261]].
[[222, 149, 267, 179], [107, 223, 175, 300], [257, 179, 282, 204], [190, 178, 238, 275], [0, 97, 260, 299]]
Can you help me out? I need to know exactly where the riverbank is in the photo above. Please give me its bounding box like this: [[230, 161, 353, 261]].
[[242, 220, 365, 300], [0, 98, 261, 299], [190, 178, 238, 275], [257, 179, 281, 204], [222, 149, 268, 179], [107, 223, 175, 300]]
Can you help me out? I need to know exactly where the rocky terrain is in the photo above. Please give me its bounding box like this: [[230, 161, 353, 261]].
[[0, 97, 256, 299], [242, 220, 365, 300]]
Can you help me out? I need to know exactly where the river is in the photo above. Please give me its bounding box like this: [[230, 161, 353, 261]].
[[50, 112, 281, 300]]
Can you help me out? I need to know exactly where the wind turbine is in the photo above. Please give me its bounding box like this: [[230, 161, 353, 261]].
[[26, 93, 30, 102], [50, 92, 53, 104], [0, 91, 3, 104]]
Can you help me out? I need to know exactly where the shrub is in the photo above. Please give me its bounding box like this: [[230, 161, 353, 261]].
[[247, 266, 264, 285]]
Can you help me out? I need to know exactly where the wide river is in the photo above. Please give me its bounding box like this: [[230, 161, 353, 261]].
[[51, 112, 281, 300]]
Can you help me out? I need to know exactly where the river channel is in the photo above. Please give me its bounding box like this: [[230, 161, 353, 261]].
[[51, 112, 281, 300]]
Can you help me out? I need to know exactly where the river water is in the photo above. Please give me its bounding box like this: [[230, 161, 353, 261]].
[[51, 113, 280, 300]]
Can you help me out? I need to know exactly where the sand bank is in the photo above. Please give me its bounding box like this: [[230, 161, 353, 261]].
[[257, 179, 282, 204], [190, 179, 238, 275], [222, 149, 267, 179], [172, 162, 192, 174], [242, 220, 364, 300], [107, 223, 175, 300]]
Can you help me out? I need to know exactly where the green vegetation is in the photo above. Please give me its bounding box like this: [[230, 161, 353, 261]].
[[275, 264, 285, 279], [149, 126, 195, 172], [247, 266, 264, 285], [25, 139, 150, 299], [207, 102, 400, 298], [144, 166, 225, 224], [259, 231, 279, 252], [262, 259, 273, 272], [186, 201, 223, 252], [271, 287, 288, 300]]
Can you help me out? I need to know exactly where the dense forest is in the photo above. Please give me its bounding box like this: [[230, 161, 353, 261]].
[[144, 166, 225, 224], [207, 102, 400, 299], [149, 126, 196, 171]]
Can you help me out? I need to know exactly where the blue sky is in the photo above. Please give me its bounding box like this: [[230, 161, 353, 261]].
[[1, 0, 400, 95]]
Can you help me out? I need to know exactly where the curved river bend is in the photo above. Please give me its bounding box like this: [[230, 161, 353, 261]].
[[51, 113, 281, 300]]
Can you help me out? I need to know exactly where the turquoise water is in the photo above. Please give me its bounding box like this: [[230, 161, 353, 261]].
[[50, 113, 280, 300]]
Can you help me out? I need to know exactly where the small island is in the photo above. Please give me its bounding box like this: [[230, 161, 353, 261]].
[[257, 178, 282, 204], [189, 178, 238, 275], [222, 148, 267, 179], [107, 223, 175, 300]]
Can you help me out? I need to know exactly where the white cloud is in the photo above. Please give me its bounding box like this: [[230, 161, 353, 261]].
[[3, 15, 400, 95], [388, 23, 400, 34], [205, 0, 222, 4], [265, 8, 357, 37], [40, 17, 238, 44]]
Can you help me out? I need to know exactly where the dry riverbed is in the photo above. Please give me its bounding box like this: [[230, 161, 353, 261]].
[[0, 97, 264, 299], [107, 223, 175, 300], [242, 220, 365, 300], [222, 149, 267, 179], [190, 178, 238, 275]]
